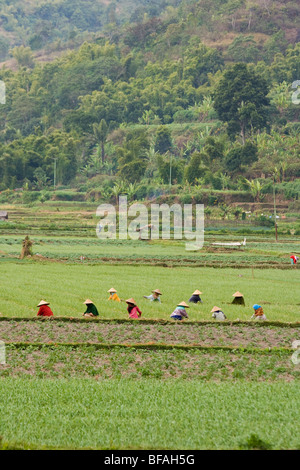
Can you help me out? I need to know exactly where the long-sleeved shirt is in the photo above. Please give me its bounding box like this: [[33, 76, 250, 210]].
[[144, 294, 161, 302], [188, 294, 202, 304], [37, 305, 54, 317], [212, 310, 226, 320], [170, 307, 188, 320], [84, 303, 99, 316], [108, 293, 121, 302], [127, 305, 142, 319]]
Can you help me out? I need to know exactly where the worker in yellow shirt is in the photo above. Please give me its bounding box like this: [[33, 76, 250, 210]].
[[108, 288, 121, 302]]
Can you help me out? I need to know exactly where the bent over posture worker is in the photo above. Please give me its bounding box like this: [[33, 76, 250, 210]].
[[37, 300, 54, 317]]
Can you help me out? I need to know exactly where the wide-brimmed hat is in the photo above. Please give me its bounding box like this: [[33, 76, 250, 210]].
[[193, 290, 202, 295], [232, 291, 243, 297], [108, 288, 117, 293], [83, 299, 93, 305], [177, 301, 189, 308], [37, 300, 49, 307], [152, 289, 162, 295], [125, 298, 136, 305], [211, 306, 222, 313]]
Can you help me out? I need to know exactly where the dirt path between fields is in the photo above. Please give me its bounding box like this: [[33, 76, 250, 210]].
[[0, 320, 298, 349]]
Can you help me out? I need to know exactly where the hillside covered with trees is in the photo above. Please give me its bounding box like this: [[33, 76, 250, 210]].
[[0, 0, 299, 209]]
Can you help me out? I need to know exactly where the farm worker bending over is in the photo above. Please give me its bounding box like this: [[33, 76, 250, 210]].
[[126, 298, 142, 319], [231, 291, 245, 306], [170, 301, 189, 321], [83, 299, 99, 317], [108, 288, 121, 302], [143, 289, 162, 302], [37, 300, 53, 317], [290, 255, 299, 265], [188, 290, 203, 304], [211, 306, 226, 320], [251, 304, 267, 321]]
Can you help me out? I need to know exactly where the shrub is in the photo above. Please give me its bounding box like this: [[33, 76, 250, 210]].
[[22, 191, 40, 204]]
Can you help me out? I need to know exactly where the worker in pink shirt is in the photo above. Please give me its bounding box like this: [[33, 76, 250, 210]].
[[125, 298, 142, 319]]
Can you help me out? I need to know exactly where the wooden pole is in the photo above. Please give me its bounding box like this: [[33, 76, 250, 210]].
[[273, 182, 278, 242]]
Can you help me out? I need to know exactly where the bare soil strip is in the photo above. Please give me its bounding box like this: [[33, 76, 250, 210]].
[[0, 320, 299, 349]]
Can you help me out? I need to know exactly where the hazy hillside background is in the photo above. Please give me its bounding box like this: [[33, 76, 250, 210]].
[[0, 0, 299, 208]]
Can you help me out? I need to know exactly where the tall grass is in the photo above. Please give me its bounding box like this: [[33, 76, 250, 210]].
[[0, 378, 299, 449]]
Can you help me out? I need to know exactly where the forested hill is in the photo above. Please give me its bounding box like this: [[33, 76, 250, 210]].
[[0, 0, 299, 63], [0, 0, 299, 203]]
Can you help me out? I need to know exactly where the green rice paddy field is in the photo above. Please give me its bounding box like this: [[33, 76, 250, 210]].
[[0, 202, 299, 450], [0, 263, 299, 321]]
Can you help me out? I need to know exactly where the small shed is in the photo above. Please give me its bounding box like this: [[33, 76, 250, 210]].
[[0, 211, 8, 221]]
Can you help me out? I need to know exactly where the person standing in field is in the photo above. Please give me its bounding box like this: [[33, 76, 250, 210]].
[[37, 300, 54, 317], [251, 304, 267, 321], [143, 289, 162, 302], [83, 299, 99, 317], [170, 301, 189, 321], [125, 298, 142, 319], [188, 290, 203, 304], [108, 288, 121, 302]]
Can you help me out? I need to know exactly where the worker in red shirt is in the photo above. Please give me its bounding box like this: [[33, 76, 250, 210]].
[[290, 255, 299, 265], [37, 300, 54, 317]]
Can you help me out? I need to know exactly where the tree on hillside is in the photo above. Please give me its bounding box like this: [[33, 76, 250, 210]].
[[154, 125, 173, 154], [213, 63, 270, 143], [117, 129, 150, 183], [225, 140, 258, 173], [93, 119, 108, 164], [11, 46, 35, 69]]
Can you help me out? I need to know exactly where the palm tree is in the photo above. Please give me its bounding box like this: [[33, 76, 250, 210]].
[[245, 178, 264, 202], [111, 181, 126, 205]]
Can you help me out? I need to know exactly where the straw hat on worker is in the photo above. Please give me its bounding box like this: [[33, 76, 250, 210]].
[[170, 301, 189, 321], [211, 306, 226, 321], [144, 289, 162, 302], [231, 291, 245, 306], [37, 300, 53, 317], [125, 298, 142, 319], [108, 288, 121, 302], [189, 289, 203, 304], [83, 299, 99, 317]]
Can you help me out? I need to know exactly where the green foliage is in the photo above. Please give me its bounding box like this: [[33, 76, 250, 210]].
[[157, 154, 184, 185], [0, 0, 298, 193], [239, 433, 272, 450], [154, 126, 173, 154], [116, 129, 150, 183], [225, 141, 258, 173], [213, 63, 270, 141]]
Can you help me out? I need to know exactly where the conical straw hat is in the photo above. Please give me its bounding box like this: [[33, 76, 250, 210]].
[[232, 291, 243, 297], [108, 288, 117, 293], [83, 299, 93, 304], [211, 306, 222, 313], [177, 301, 189, 308], [152, 289, 162, 295], [193, 290, 202, 295], [37, 300, 49, 307], [125, 298, 136, 305]]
